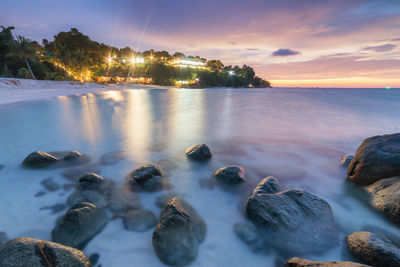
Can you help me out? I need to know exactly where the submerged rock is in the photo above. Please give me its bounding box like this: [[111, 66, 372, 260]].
[[41, 177, 61, 192], [108, 188, 141, 214], [61, 165, 101, 182], [347, 231, 400, 267], [0, 237, 91, 267], [127, 164, 165, 192], [155, 192, 181, 208], [347, 133, 400, 185], [99, 151, 126, 166], [22, 151, 59, 168], [0, 164, 4, 171], [123, 209, 157, 232], [233, 222, 263, 251], [67, 190, 108, 208], [77, 173, 104, 191], [214, 166, 246, 185], [341, 154, 354, 167], [245, 177, 338, 255], [152, 198, 206, 266], [185, 144, 212, 160], [365, 176, 400, 224], [52, 202, 108, 249], [0, 232, 9, 246], [286, 257, 369, 267], [63, 150, 84, 161]]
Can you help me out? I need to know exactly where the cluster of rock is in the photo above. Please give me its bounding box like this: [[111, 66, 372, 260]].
[[22, 150, 90, 168]]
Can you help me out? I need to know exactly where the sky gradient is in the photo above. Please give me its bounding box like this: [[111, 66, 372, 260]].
[[1, 0, 400, 87]]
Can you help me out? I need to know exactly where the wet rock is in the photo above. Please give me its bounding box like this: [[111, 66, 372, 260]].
[[41, 178, 61, 192], [63, 150, 84, 161], [347, 231, 400, 267], [35, 191, 46, 197], [0, 237, 91, 267], [108, 188, 141, 214], [347, 133, 400, 185], [123, 209, 157, 232], [155, 192, 181, 208], [52, 202, 108, 249], [233, 222, 263, 251], [63, 184, 75, 192], [286, 257, 369, 267], [127, 164, 164, 192], [78, 173, 104, 191], [67, 190, 108, 208], [252, 176, 280, 194], [40, 203, 67, 214], [245, 178, 338, 255], [61, 165, 101, 182], [365, 176, 400, 223], [185, 144, 212, 160], [89, 253, 100, 265], [0, 165, 4, 171], [214, 166, 246, 185], [99, 151, 126, 166], [153, 198, 206, 266], [0, 232, 9, 246], [341, 154, 354, 167], [22, 151, 59, 168]]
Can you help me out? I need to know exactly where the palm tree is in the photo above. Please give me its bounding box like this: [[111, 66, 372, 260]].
[[12, 35, 36, 80], [55, 43, 71, 81]]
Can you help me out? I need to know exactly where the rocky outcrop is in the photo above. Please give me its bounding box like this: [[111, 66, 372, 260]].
[[63, 151, 84, 161], [152, 198, 206, 266], [244, 177, 338, 255], [214, 166, 246, 185], [286, 257, 369, 267], [52, 202, 108, 249], [347, 133, 400, 185], [127, 164, 165, 192], [0, 238, 91, 267], [23, 151, 59, 168], [347, 232, 400, 267], [365, 176, 400, 224], [341, 154, 354, 167], [185, 144, 212, 160], [123, 209, 157, 232]]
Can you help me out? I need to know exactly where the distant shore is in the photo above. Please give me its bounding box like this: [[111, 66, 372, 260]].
[[0, 78, 176, 107]]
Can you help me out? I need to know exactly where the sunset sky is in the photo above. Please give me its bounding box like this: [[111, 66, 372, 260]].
[[1, 0, 400, 87]]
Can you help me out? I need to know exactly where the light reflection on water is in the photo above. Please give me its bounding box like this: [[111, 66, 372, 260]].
[[0, 88, 400, 266]]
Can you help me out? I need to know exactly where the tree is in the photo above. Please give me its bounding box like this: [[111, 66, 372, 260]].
[[206, 60, 224, 70], [172, 52, 185, 58], [0, 26, 15, 74], [55, 43, 71, 80], [147, 63, 175, 85], [11, 35, 37, 80]]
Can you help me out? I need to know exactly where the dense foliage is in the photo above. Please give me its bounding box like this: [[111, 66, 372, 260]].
[[0, 26, 271, 88]]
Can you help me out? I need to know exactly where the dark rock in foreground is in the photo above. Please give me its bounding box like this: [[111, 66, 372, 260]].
[[347, 232, 400, 267], [185, 144, 212, 160], [52, 202, 108, 249], [245, 177, 338, 255], [214, 166, 246, 185], [341, 154, 354, 167], [286, 257, 369, 267], [347, 133, 400, 185], [153, 198, 206, 266], [123, 209, 157, 232], [155, 192, 181, 208], [0, 237, 91, 267], [127, 164, 165, 192], [23, 151, 59, 168], [365, 176, 400, 224]]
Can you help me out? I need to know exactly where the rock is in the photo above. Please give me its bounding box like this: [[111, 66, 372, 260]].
[[347, 232, 400, 267], [0, 237, 91, 267], [63, 150, 84, 161], [341, 154, 354, 167], [185, 144, 212, 160], [123, 209, 157, 232], [252, 176, 280, 194], [61, 165, 101, 182], [89, 253, 100, 265], [78, 173, 104, 191], [0, 165, 4, 171], [155, 192, 181, 208], [52, 202, 108, 249], [286, 257, 369, 267], [0, 232, 9, 246], [347, 133, 400, 185], [245, 178, 338, 255], [127, 164, 164, 192], [67, 190, 108, 208], [22, 151, 59, 168], [41, 178, 61, 192], [365, 176, 400, 223], [233, 222, 263, 251], [108, 188, 141, 214], [152, 198, 206, 266], [214, 166, 246, 185], [99, 151, 126, 166], [35, 191, 46, 197]]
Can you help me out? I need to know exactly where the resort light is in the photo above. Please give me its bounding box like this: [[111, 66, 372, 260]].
[[136, 57, 145, 64], [107, 57, 112, 63], [228, 71, 234, 75], [131, 57, 136, 64]]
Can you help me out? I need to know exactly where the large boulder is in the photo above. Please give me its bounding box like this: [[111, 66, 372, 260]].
[[0, 238, 91, 267], [245, 177, 338, 255], [123, 209, 157, 232], [214, 166, 246, 185], [127, 164, 165, 192], [347, 133, 400, 185], [365, 176, 400, 224], [22, 151, 59, 168], [286, 257, 369, 267], [52, 202, 108, 249], [185, 144, 212, 160], [347, 232, 400, 267], [152, 198, 206, 266]]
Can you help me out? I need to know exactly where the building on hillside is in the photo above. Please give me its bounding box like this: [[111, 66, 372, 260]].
[[168, 57, 207, 69]]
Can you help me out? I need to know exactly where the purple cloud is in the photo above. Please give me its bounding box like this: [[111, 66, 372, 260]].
[[272, 48, 301, 56], [363, 44, 396, 52]]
